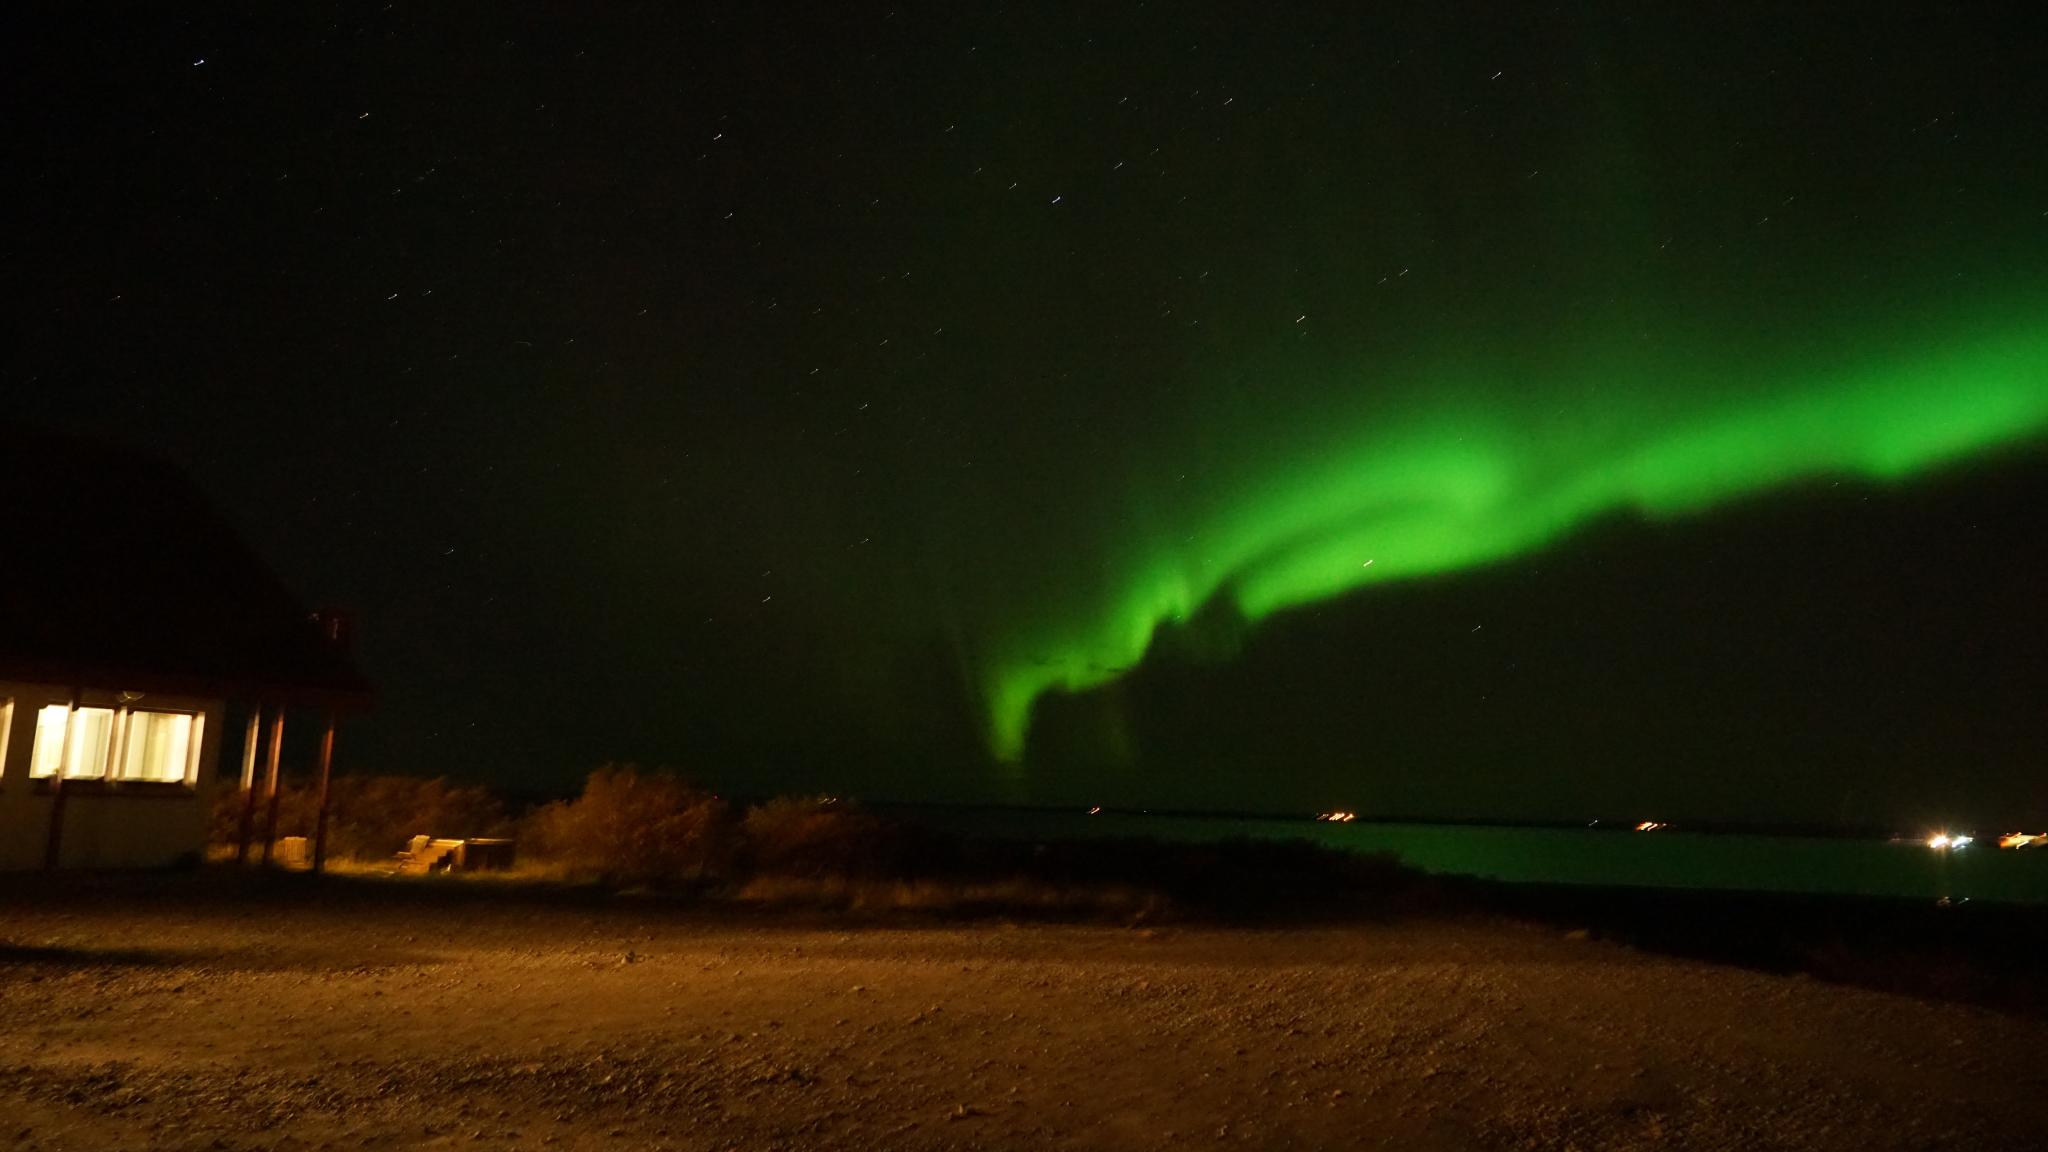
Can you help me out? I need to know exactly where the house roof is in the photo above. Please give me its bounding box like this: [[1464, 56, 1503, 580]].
[[0, 426, 373, 708]]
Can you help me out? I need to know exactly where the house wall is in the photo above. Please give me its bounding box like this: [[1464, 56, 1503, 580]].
[[0, 681, 223, 871]]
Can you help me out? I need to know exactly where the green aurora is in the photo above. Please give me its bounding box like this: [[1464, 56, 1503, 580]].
[[983, 318, 2048, 762], [18, 1, 2048, 820]]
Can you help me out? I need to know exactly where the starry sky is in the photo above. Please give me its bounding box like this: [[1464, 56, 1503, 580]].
[[9, 2, 2048, 826]]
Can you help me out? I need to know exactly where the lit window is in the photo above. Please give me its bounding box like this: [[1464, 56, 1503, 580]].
[[116, 711, 199, 783], [30, 705, 115, 779]]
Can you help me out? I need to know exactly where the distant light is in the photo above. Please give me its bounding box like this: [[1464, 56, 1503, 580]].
[[1087, 806, 1101, 815], [1998, 832, 2044, 849], [1635, 821, 1665, 832]]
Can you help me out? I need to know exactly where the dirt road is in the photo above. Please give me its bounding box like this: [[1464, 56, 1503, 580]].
[[1, 878, 2043, 1150]]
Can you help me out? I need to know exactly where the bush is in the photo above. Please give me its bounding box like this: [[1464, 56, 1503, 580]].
[[203, 764, 1431, 925], [208, 774, 513, 861], [522, 764, 734, 885], [740, 795, 938, 879]]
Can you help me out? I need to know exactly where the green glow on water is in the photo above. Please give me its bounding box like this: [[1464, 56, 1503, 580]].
[[984, 321, 2048, 761]]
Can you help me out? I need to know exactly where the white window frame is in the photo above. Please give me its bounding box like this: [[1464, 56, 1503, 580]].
[[31, 704, 115, 780], [29, 700, 205, 785], [114, 709, 205, 784]]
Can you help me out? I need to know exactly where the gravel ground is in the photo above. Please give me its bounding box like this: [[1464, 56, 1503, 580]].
[[1, 879, 2044, 1151]]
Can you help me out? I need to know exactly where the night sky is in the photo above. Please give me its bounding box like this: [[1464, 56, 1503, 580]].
[[10, 3, 2048, 827]]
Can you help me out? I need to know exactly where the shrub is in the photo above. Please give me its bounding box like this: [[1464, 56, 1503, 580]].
[[740, 795, 939, 879], [208, 774, 512, 861], [522, 764, 733, 885]]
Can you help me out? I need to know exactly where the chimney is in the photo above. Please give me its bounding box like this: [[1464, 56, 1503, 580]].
[[310, 609, 356, 652]]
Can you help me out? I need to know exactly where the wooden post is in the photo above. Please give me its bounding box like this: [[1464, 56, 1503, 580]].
[[312, 710, 337, 874], [240, 706, 261, 789], [259, 708, 286, 867], [235, 705, 263, 866], [43, 690, 79, 870]]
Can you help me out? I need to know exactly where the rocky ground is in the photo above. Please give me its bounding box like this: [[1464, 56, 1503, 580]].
[[1, 874, 2044, 1151]]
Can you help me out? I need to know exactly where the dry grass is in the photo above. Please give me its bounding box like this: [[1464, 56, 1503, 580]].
[[207, 768, 1430, 924], [731, 873, 1173, 920]]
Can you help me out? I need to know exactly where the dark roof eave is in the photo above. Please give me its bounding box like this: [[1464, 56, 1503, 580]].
[[0, 657, 375, 713]]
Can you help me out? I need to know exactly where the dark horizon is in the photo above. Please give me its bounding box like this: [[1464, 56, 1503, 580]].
[[9, 2, 2048, 829]]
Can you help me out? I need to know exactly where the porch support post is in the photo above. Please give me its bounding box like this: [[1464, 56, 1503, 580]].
[[42, 689, 79, 870], [240, 706, 261, 789], [235, 705, 264, 866], [312, 710, 337, 874], [259, 707, 286, 867]]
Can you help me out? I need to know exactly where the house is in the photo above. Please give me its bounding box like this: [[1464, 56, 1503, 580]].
[[0, 426, 371, 870]]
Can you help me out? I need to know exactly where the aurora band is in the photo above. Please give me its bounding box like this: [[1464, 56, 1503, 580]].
[[980, 321, 2048, 763]]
